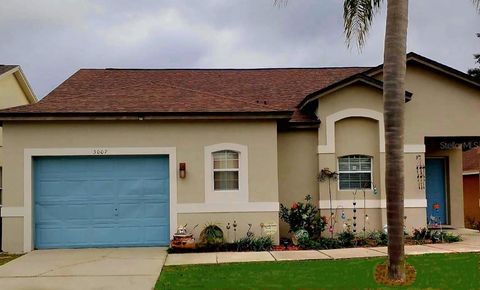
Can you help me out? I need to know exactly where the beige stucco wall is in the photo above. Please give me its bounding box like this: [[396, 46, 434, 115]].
[[0, 73, 31, 167], [1, 120, 279, 252], [277, 129, 318, 237], [372, 64, 480, 143], [179, 212, 279, 244]]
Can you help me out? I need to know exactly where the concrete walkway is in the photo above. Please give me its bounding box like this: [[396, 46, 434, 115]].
[[0, 247, 167, 290], [165, 230, 480, 266]]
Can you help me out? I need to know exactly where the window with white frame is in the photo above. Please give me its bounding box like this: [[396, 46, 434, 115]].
[[213, 150, 239, 191], [338, 155, 373, 190], [204, 143, 248, 203]]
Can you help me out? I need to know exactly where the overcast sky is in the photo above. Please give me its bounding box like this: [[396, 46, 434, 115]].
[[1, 0, 479, 98]]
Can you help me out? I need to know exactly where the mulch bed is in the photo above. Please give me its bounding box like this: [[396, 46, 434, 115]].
[[374, 263, 417, 286], [271, 245, 300, 251]]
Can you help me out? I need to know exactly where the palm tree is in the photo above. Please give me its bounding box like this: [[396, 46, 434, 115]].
[[344, 0, 479, 281], [277, 0, 480, 282]]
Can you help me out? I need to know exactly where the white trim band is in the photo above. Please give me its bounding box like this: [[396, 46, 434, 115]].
[[463, 171, 479, 176], [319, 199, 427, 209], [404, 144, 426, 153], [0, 206, 25, 217], [177, 202, 279, 213]]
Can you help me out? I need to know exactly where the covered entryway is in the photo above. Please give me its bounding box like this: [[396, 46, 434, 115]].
[[34, 155, 170, 249], [426, 157, 448, 225]]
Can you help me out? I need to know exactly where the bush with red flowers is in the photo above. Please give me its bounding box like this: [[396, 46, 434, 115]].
[[279, 195, 327, 239]]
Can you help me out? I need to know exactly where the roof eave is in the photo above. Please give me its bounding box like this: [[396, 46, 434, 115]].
[[297, 74, 412, 110], [365, 52, 480, 89], [0, 110, 294, 122]]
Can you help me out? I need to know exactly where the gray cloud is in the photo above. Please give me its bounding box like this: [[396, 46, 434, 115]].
[[0, 0, 478, 98]]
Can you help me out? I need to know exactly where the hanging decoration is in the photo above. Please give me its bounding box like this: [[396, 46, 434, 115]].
[[352, 189, 358, 233], [416, 155, 426, 190], [319, 168, 339, 238], [233, 220, 238, 242]]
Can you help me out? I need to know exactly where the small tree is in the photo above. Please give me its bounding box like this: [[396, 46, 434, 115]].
[[468, 33, 480, 81]]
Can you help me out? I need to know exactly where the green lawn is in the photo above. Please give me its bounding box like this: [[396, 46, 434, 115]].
[[0, 253, 20, 266], [156, 253, 480, 289]]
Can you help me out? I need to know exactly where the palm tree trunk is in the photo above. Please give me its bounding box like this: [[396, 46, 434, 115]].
[[383, 0, 409, 281]]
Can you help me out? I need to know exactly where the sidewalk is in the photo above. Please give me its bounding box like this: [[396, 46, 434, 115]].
[[165, 229, 480, 266]]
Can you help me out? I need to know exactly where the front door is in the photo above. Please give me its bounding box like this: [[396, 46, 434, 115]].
[[426, 158, 448, 225]]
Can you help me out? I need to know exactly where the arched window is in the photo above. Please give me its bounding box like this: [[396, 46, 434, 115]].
[[213, 150, 239, 191], [338, 155, 373, 190], [204, 143, 248, 203]]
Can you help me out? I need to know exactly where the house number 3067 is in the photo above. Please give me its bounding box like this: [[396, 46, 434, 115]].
[[93, 149, 108, 155]]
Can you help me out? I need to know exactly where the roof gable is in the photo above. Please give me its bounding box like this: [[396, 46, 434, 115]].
[[365, 52, 480, 89], [0, 65, 37, 104]]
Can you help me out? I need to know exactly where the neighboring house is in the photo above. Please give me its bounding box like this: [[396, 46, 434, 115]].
[[0, 53, 479, 253], [0, 65, 37, 250], [463, 147, 480, 228]]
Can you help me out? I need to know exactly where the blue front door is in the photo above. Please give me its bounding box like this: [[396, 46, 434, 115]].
[[34, 155, 170, 249], [426, 158, 448, 225]]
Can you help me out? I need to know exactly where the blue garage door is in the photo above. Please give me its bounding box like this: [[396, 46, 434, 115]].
[[34, 155, 170, 249]]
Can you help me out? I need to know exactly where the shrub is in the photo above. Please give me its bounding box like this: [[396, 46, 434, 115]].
[[337, 230, 356, 248], [298, 236, 341, 250], [235, 235, 273, 251], [279, 195, 326, 238], [440, 232, 462, 243], [199, 224, 224, 248], [412, 227, 431, 242], [412, 227, 461, 244], [368, 230, 388, 246]]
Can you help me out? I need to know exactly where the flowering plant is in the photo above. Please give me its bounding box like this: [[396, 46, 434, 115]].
[[279, 195, 327, 239]]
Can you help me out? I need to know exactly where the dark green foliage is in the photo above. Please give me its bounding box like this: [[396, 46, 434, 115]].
[[368, 230, 388, 246], [441, 232, 462, 243], [343, 0, 383, 48], [198, 224, 224, 248], [235, 236, 273, 252], [279, 195, 326, 238], [298, 236, 341, 250], [468, 33, 480, 81], [412, 227, 461, 244], [337, 230, 356, 248]]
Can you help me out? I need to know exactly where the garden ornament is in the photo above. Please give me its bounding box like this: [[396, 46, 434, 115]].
[[319, 168, 338, 238]]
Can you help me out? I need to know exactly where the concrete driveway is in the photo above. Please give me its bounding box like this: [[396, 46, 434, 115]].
[[0, 247, 167, 290]]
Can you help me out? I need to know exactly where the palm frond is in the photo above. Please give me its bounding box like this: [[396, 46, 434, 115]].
[[474, 0, 480, 12], [274, 0, 288, 7], [343, 0, 383, 49]]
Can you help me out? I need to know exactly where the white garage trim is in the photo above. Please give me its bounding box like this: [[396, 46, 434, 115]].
[[23, 147, 177, 252]]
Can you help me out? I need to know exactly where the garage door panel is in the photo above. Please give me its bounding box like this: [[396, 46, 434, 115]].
[[92, 204, 116, 219], [144, 203, 169, 218], [34, 155, 170, 249]]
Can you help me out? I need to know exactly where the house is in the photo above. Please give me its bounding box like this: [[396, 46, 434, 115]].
[[463, 147, 480, 228], [0, 65, 37, 251], [0, 53, 479, 253]]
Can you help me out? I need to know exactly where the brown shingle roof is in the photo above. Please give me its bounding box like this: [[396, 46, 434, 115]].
[[0, 65, 18, 76], [0, 67, 369, 121], [464, 147, 480, 172]]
